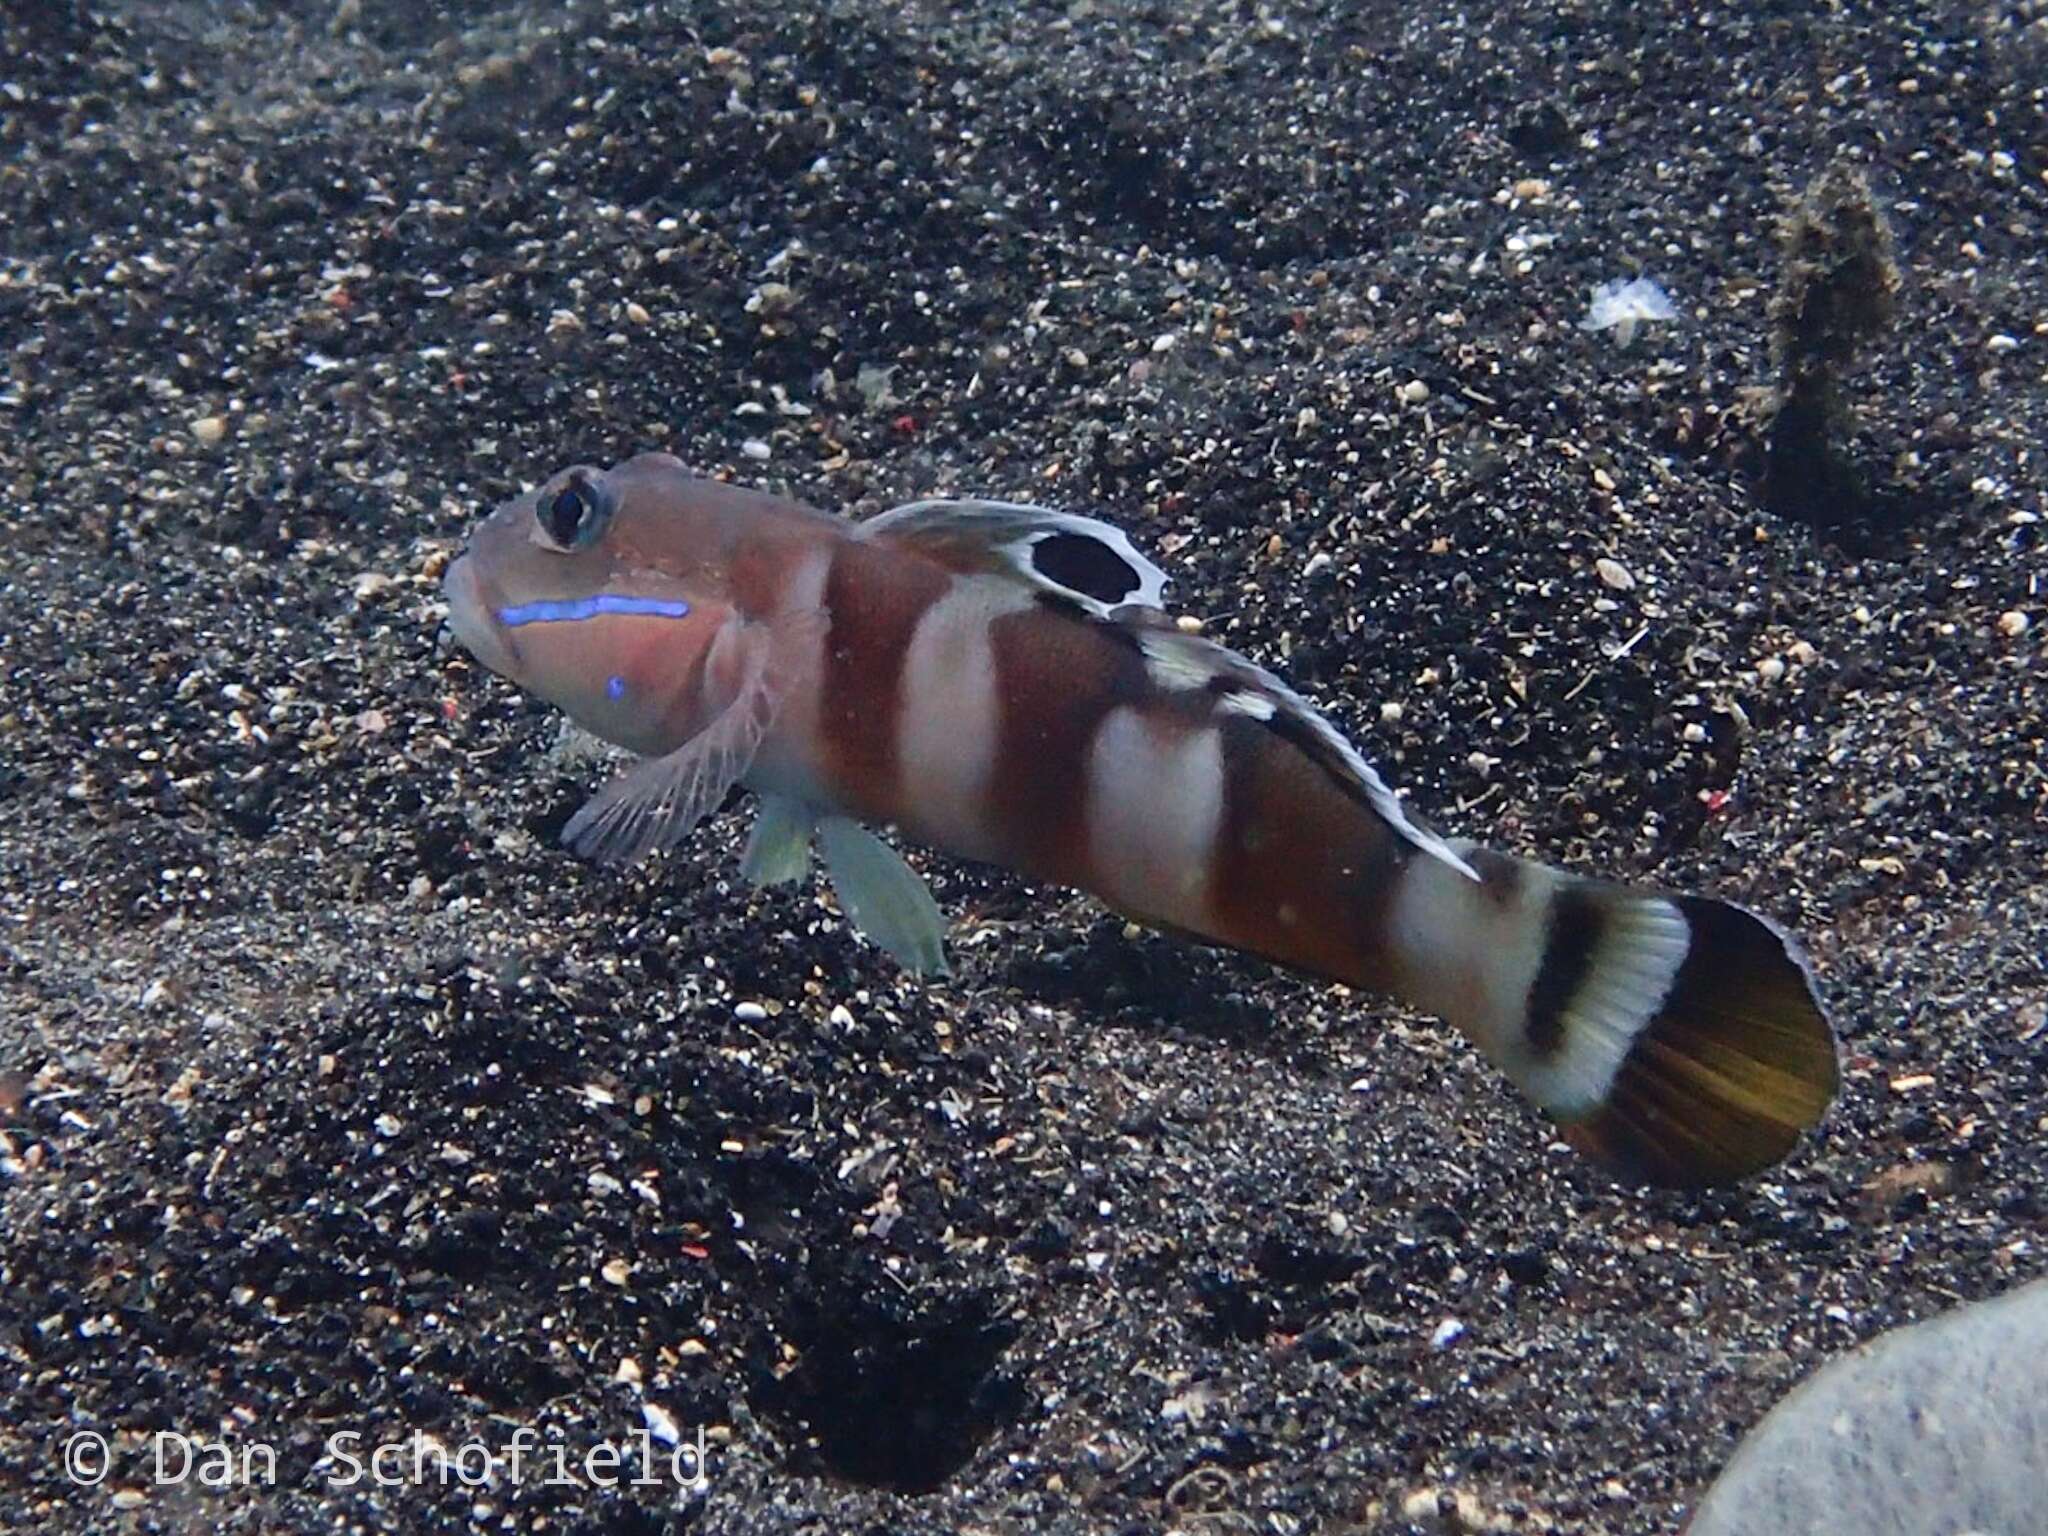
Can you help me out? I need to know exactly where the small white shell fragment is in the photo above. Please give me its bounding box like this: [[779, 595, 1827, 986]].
[[746, 282, 798, 317], [1595, 557, 1637, 591], [1580, 276, 1678, 345]]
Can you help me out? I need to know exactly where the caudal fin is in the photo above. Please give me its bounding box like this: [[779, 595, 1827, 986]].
[[1390, 845, 1839, 1187], [1548, 892, 1839, 1186]]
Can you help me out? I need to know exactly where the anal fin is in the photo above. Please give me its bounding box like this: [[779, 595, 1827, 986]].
[[817, 817, 950, 976]]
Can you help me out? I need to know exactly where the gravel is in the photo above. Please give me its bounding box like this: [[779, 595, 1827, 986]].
[[2, 2, 2043, 1532]]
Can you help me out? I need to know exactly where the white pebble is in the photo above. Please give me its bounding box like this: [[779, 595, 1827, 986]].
[[642, 1402, 682, 1445], [746, 282, 798, 317], [740, 439, 771, 462], [190, 415, 227, 446], [1396, 378, 1430, 405], [1430, 1317, 1466, 1350], [733, 1001, 768, 1022], [1402, 1489, 1443, 1521], [1985, 334, 2020, 355], [1756, 656, 1787, 683], [1998, 610, 2030, 637], [1595, 557, 1637, 591]]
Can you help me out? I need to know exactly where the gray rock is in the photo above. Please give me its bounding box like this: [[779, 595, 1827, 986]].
[[1689, 1279, 2048, 1536]]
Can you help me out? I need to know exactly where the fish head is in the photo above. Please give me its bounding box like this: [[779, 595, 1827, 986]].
[[444, 453, 739, 753]]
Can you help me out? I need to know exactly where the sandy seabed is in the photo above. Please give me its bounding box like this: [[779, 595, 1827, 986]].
[[2, 3, 2043, 1532]]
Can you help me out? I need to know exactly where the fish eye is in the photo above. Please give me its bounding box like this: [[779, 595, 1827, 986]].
[[535, 471, 612, 551]]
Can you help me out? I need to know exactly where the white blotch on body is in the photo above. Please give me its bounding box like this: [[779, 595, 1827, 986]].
[[895, 577, 1033, 860], [1085, 708, 1224, 929]]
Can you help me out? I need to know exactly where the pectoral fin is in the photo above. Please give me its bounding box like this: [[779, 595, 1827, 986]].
[[741, 794, 816, 886], [561, 629, 778, 866], [817, 817, 950, 976]]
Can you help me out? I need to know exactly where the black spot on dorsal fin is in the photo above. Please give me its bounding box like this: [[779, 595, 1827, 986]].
[[1030, 531, 1143, 606]]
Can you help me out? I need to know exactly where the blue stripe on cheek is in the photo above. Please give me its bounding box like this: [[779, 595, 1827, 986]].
[[606, 675, 627, 701], [495, 593, 692, 627]]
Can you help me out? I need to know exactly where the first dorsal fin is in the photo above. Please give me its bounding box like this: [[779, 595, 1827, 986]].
[[860, 498, 1168, 617]]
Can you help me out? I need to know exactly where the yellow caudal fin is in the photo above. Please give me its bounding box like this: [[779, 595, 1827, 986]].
[[1390, 845, 1839, 1187], [1552, 893, 1839, 1187]]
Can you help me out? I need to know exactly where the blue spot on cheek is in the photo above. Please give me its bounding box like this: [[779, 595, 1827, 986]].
[[496, 593, 692, 628], [606, 675, 627, 701]]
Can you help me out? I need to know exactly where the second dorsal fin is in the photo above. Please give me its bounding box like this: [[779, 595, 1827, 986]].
[[1110, 620, 1482, 884], [860, 498, 1168, 617]]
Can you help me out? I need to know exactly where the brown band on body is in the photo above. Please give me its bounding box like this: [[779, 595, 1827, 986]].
[[815, 539, 953, 814], [1207, 712, 1408, 990], [985, 602, 1152, 889]]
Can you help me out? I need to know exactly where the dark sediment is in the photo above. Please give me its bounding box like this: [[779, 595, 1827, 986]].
[[2, 2, 2043, 1532]]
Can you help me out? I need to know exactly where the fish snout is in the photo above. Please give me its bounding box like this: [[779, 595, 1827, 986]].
[[442, 553, 524, 678]]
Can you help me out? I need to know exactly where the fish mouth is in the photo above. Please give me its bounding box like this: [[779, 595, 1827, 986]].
[[442, 553, 524, 678]]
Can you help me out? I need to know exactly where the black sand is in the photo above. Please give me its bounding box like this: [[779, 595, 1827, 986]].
[[3, 2, 2043, 1531]]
